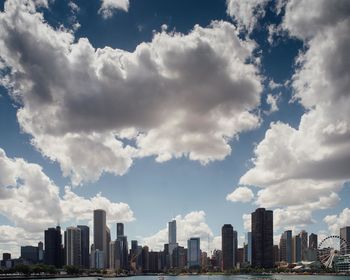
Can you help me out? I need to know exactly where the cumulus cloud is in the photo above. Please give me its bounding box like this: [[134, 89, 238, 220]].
[[142, 211, 219, 252], [226, 0, 269, 33], [0, 147, 134, 257], [242, 213, 251, 231], [265, 93, 280, 114], [324, 208, 350, 234], [226, 186, 254, 202], [98, 0, 129, 19], [235, 0, 350, 229], [0, 0, 263, 185]]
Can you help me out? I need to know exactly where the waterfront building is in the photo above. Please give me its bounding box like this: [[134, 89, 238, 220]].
[[44, 226, 63, 268], [142, 246, 150, 272], [20, 246, 38, 264], [280, 230, 292, 263], [299, 230, 308, 260], [77, 225, 90, 268], [237, 248, 244, 265], [38, 241, 44, 262], [149, 251, 160, 273], [246, 232, 252, 264], [168, 220, 178, 268], [93, 209, 107, 268], [187, 237, 200, 268], [309, 233, 318, 250], [292, 235, 301, 263], [106, 226, 111, 268], [221, 224, 234, 271], [117, 223, 124, 238], [251, 208, 273, 268], [340, 227, 350, 252], [172, 245, 186, 269], [65, 227, 81, 266]]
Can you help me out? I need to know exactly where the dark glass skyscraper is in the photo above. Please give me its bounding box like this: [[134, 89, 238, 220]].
[[309, 233, 318, 250], [221, 224, 234, 271], [44, 226, 63, 268], [251, 208, 273, 268], [340, 227, 350, 252], [77, 225, 90, 268], [117, 223, 124, 238]]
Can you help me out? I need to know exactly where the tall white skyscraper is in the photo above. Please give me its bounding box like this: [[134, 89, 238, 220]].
[[168, 219, 178, 268], [94, 209, 107, 268], [65, 227, 81, 266], [168, 220, 176, 244]]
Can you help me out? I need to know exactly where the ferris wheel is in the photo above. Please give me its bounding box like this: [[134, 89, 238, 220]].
[[317, 235, 349, 268]]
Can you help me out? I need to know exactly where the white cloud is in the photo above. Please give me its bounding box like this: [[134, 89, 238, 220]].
[[0, 147, 135, 257], [0, 0, 263, 185], [98, 0, 129, 19], [265, 93, 280, 114], [236, 0, 350, 229], [61, 186, 135, 223], [242, 213, 251, 231], [226, 0, 269, 33], [324, 208, 350, 234], [226, 186, 254, 202], [142, 211, 219, 252]]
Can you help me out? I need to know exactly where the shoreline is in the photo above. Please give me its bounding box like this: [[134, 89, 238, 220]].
[[1, 272, 350, 279]]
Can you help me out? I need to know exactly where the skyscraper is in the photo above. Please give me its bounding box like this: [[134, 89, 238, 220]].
[[340, 227, 350, 252], [168, 219, 178, 268], [280, 230, 292, 263], [187, 237, 200, 268], [299, 230, 308, 261], [251, 208, 273, 268], [117, 223, 124, 239], [168, 220, 176, 244], [94, 209, 107, 268], [65, 227, 81, 266], [44, 226, 63, 268], [77, 225, 90, 268], [221, 224, 234, 271], [246, 232, 252, 264], [38, 242, 44, 263], [292, 235, 301, 263], [309, 233, 318, 250]]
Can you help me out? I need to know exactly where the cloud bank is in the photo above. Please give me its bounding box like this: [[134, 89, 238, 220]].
[[0, 0, 263, 185]]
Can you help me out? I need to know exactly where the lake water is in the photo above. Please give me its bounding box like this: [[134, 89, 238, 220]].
[[51, 275, 350, 280]]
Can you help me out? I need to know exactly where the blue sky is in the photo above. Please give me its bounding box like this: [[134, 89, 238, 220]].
[[0, 0, 350, 257]]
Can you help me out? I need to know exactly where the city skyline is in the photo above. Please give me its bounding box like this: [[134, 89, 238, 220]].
[[0, 0, 350, 260], [3, 208, 349, 272]]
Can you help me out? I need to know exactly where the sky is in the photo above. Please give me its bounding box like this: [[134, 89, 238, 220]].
[[0, 0, 350, 258]]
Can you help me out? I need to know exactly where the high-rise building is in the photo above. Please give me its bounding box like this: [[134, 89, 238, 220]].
[[299, 230, 308, 261], [142, 246, 150, 273], [187, 237, 200, 268], [309, 233, 318, 250], [280, 230, 292, 263], [77, 225, 90, 269], [106, 226, 111, 268], [21, 246, 39, 264], [65, 227, 81, 266], [93, 209, 107, 268], [38, 242, 44, 263], [2, 253, 11, 261], [236, 248, 244, 265], [168, 220, 178, 268], [340, 227, 350, 252], [149, 251, 160, 273], [246, 232, 252, 264], [292, 235, 301, 263], [168, 220, 176, 244], [221, 224, 234, 271], [44, 226, 63, 268], [172, 246, 186, 269], [117, 223, 124, 239], [251, 208, 273, 268]]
